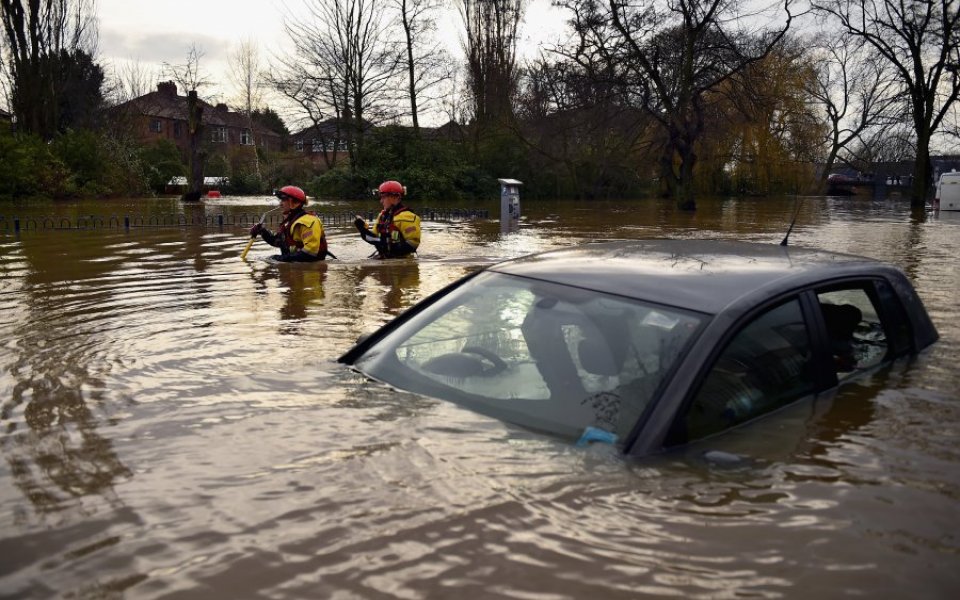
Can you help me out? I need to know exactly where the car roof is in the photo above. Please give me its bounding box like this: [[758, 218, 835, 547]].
[[489, 239, 892, 314]]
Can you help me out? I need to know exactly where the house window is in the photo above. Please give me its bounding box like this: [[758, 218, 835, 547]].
[[211, 126, 227, 143], [240, 129, 252, 145], [173, 122, 182, 138], [309, 138, 347, 152], [149, 119, 162, 133], [294, 139, 304, 152]]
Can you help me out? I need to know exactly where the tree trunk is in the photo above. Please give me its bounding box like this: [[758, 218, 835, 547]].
[[246, 112, 261, 180], [183, 91, 204, 202], [911, 142, 932, 208], [402, 8, 419, 133], [662, 133, 698, 211]]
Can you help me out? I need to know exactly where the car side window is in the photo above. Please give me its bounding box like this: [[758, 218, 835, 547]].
[[679, 299, 815, 443], [874, 279, 912, 352], [816, 285, 890, 378]]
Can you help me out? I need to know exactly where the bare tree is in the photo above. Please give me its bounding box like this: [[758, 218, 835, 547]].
[[162, 45, 210, 201], [813, 0, 960, 206], [391, 0, 450, 132], [846, 121, 917, 175], [228, 37, 263, 115], [459, 0, 525, 127], [227, 37, 264, 177], [101, 57, 156, 156], [269, 0, 400, 171], [560, 0, 795, 210], [107, 57, 158, 104], [436, 65, 472, 127], [805, 32, 902, 184], [161, 43, 210, 95], [270, 75, 346, 170], [515, 54, 655, 198], [0, 33, 10, 110], [1, 0, 99, 137]]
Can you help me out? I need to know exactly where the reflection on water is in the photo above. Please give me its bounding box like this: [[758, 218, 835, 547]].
[[348, 260, 422, 315], [251, 262, 330, 324], [0, 196, 958, 598]]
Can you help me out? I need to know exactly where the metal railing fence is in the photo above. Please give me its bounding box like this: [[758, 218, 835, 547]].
[[0, 208, 489, 233]]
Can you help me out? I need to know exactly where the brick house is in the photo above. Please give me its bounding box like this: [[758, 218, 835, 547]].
[[289, 118, 466, 171], [112, 81, 284, 162], [290, 119, 354, 170], [424, 120, 466, 143]]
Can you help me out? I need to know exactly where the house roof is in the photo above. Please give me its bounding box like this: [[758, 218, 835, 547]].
[[292, 117, 375, 139], [423, 120, 466, 142], [113, 82, 283, 138]]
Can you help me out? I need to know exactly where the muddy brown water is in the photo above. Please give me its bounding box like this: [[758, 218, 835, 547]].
[[1, 195, 958, 598]]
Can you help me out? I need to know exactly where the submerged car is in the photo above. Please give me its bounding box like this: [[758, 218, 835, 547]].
[[339, 240, 938, 455]]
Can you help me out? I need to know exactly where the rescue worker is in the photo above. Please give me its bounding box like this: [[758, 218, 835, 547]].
[[249, 185, 333, 262], [354, 180, 421, 258]]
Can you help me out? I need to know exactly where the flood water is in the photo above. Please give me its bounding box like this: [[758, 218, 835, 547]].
[[1, 195, 958, 598]]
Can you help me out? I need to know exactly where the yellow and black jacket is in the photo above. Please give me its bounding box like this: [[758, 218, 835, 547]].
[[260, 208, 329, 261], [357, 203, 421, 258]]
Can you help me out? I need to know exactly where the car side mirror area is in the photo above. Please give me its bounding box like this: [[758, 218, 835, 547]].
[[337, 332, 378, 365]]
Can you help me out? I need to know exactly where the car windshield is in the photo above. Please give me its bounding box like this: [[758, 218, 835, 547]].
[[352, 271, 705, 444]]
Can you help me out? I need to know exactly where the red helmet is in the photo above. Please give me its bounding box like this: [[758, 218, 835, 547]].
[[378, 180, 404, 196], [275, 185, 307, 204]]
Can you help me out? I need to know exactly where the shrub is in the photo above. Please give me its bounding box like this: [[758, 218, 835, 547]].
[[225, 171, 263, 195], [50, 129, 114, 196], [139, 139, 185, 192], [0, 130, 71, 199]]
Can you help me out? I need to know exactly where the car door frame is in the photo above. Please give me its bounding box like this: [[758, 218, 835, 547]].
[[626, 274, 921, 455]]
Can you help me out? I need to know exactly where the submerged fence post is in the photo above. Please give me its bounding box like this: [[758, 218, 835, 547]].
[[124, 216, 130, 231]]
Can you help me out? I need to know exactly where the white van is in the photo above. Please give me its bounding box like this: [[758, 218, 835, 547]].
[[935, 171, 960, 210]]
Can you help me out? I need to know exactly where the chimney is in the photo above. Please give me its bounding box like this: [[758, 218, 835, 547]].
[[157, 81, 177, 96], [216, 103, 228, 112]]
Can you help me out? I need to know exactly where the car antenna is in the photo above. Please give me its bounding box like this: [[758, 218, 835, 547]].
[[780, 197, 804, 246]]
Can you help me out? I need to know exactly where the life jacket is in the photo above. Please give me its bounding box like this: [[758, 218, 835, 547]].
[[373, 203, 421, 251], [279, 207, 327, 257]]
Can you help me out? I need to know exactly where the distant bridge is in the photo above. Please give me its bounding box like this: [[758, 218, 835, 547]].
[[826, 179, 913, 197]]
